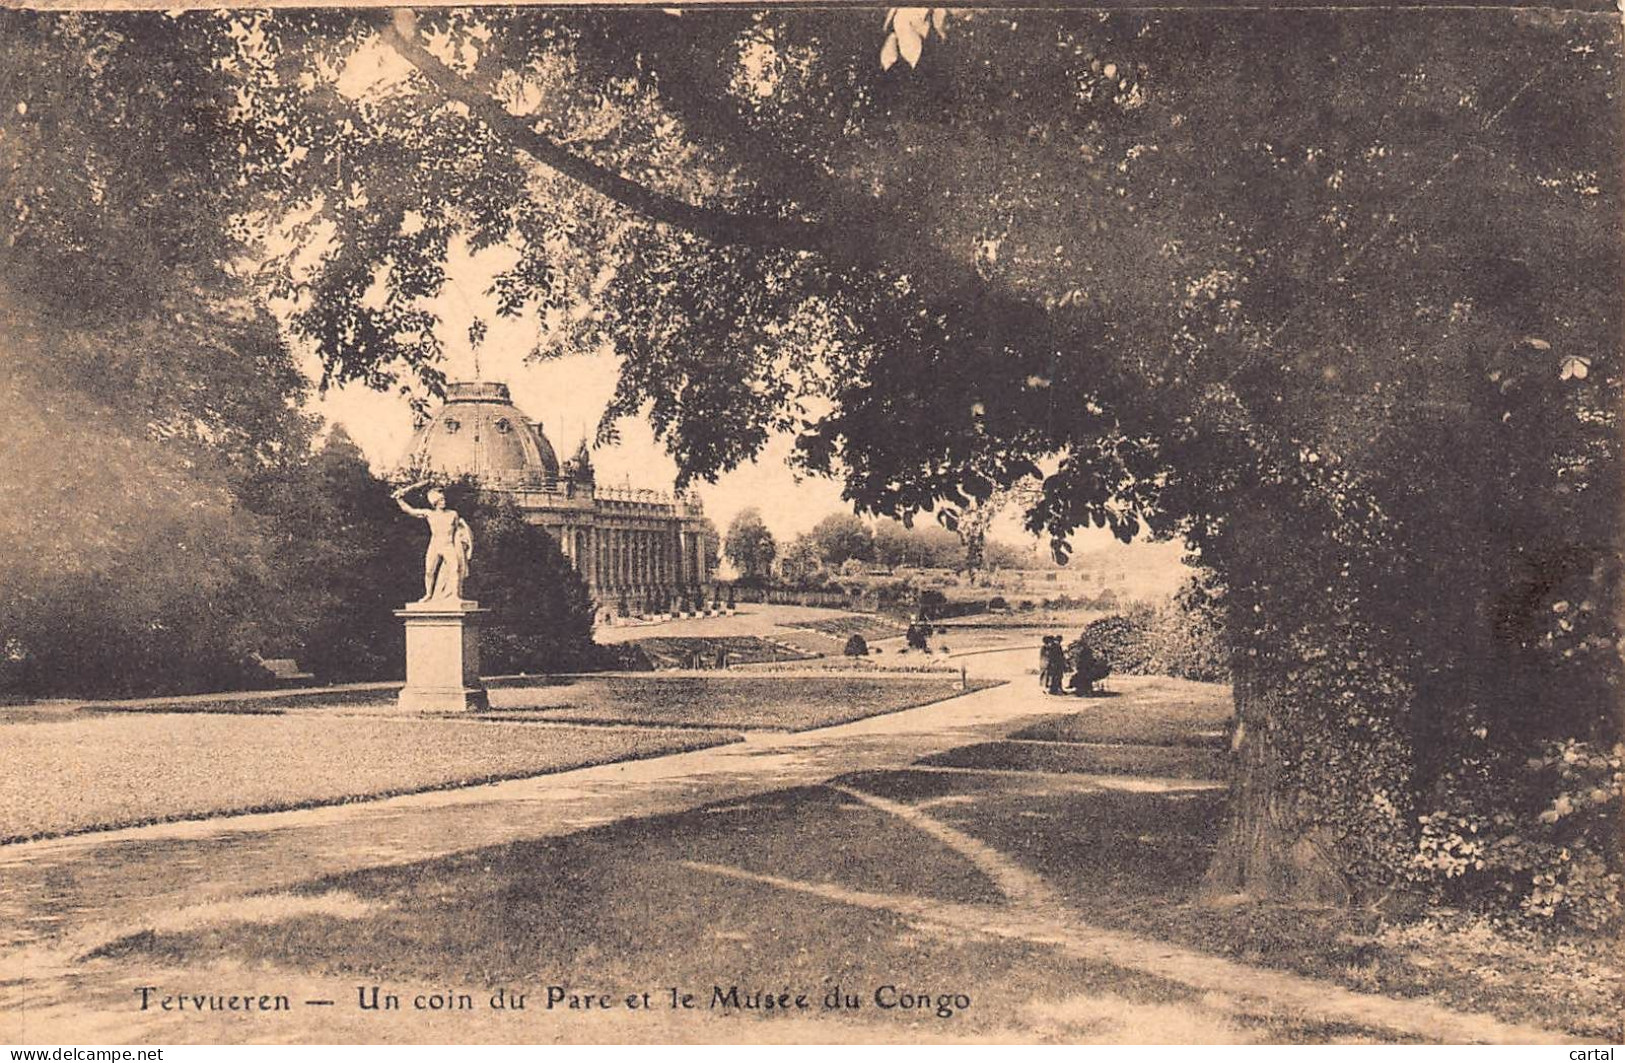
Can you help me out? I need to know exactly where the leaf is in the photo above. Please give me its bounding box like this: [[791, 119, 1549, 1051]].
[[880, 34, 900, 71], [1560, 355, 1591, 380], [899, 8, 933, 41], [897, 23, 923, 68]]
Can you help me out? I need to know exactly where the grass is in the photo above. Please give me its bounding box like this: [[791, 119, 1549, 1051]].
[[780, 615, 908, 641], [1008, 688, 1233, 747], [627, 635, 812, 668], [916, 740, 1229, 779], [486, 674, 998, 731], [936, 608, 1112, 629], [77, 785, 1380, 1045], [18, 669, 1612, 1043], [0, 715, 736, 844]]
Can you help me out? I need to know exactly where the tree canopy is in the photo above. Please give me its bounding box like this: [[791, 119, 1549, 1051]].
[[724, 506, 777, 581], [3, 5, 1618, 920]]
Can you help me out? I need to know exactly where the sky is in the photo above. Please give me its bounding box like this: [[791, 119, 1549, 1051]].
[[313, 336, 1177, 582], [303, 238, 861, 545], [294, 22, 1165, 570], [303, 236, 1125, 561]]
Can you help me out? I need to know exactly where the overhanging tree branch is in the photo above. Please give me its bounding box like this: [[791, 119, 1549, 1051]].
[[378, 8, 878, 265]]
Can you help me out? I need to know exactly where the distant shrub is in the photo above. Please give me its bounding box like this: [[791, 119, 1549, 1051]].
[[1082, 593, 1228, 683], [598, 643, 656, 671], [843, 634, 869, 657], [1082, 613, 1152, 674], [872, 580, 914, 609], [988, 596, 1009, 611], [1065, 636, 1113, 694]]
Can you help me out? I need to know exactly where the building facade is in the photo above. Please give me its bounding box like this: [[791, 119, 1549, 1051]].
[[395, 380, 716, 618]]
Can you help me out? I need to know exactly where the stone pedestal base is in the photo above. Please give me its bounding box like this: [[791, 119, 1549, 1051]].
[[396, 600, 489, 712]]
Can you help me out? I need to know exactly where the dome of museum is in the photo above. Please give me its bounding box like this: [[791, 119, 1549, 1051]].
[[397, 380, 560, 487]]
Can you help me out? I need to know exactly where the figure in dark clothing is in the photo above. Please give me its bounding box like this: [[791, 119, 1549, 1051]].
[[1067, 635, 1113, 696], [1039, 635, 1067, 695]]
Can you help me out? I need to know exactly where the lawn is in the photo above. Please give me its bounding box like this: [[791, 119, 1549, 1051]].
[[779, 615, 908, 641], [931, 781, 1622, 1041], [627, 635, 812, 668], [486, 674, 998, 731], [0, 715, 735, 844], [78, 785, 1378, 1045], [1008, 683, 1233, 747], [20, 672, 1615, 1044]]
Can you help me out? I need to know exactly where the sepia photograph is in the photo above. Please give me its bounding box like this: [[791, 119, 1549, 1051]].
[[0, 0, 1620, 1047]]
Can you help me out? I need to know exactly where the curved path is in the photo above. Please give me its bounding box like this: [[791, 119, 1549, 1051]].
[[0, 643, 1577, 1044]]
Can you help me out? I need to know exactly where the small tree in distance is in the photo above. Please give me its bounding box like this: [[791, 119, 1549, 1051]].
[[811, 512, 875, 566], [724, 507, 777, 582]]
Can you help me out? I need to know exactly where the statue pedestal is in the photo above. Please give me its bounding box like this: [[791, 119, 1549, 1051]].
[[395, 600, 489, 712]]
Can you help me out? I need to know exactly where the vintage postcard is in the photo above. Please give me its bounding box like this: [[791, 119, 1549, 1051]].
[[0, 0, 1620, 1047]]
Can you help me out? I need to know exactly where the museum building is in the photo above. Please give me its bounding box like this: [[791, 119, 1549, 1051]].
[[394, 380, 715, 616]]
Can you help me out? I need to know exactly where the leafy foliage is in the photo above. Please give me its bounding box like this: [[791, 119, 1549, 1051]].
[[5, 6, 1617, 914], [1081, 591, 1228, 685], [724, 506, 778, 581], [873, 517, 966, 569], [238, 429, 422, 684], [810, 512, 875, 565], [1414, 736, 1623, 932], [469, 493, 602, 675]]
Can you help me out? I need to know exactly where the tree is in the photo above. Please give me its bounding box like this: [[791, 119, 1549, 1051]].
[[32, 7, 1614, 917], [239, 428, 423, 684], [724, 507, 777, 582], [468, 493, 600, 675], [0, 12, 316, 697], [873, 518, 964, 569], [810, 512, 875, 566], [985, 540, 1057, 572], [778, 533, 824, 583]]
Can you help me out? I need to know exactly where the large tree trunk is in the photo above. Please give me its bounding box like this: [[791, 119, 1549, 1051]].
[[1199, 664, 1353, 905]]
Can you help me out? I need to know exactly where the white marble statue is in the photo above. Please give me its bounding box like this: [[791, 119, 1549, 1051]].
[[393, 481, 474, 603]]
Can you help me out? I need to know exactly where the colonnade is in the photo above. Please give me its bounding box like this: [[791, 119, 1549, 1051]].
[[551, 521, 710, 614]]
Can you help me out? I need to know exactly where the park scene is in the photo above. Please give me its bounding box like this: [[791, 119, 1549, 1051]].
[[1, 3, 1621, 1046]]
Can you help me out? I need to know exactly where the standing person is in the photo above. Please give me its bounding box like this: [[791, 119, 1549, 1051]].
[[1038, 635, 1063, 694], [1045, 636, 1067, 695]]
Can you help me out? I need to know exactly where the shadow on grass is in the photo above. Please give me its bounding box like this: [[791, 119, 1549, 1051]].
[[917, 742, 1229, 779]]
